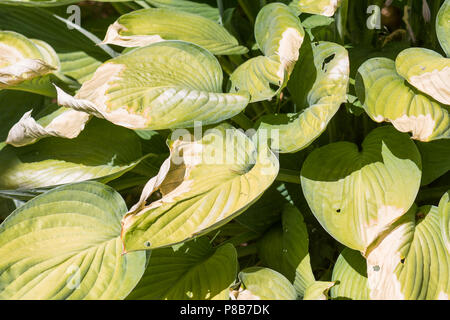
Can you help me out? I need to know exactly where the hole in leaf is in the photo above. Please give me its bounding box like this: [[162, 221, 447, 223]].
[[322, 54, 335, 70], [269, 83, 279, 92], [336, 209, 341, 213], [400, 258, 405, 264], [373, 265, 380, 272], [144, 241, 151, 248]]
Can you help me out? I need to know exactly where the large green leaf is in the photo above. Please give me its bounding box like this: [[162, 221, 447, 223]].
[[330, 248, 370, 300], [356, 57, 449, 141], [289, 0, 343, 17], [232, 267, 297, 300], [103, 8, 247, 55], [0, 118, 145, 190], [395, 48, 450, 105], [121, 123, 279, 252], [230, 3, 305, 103], [259, 39, 349, 153], [302, 281, 335, 300], [258, 204, 315, 298], [0, 0, 126, 6], [301, 126, 422, 253], [145, 0, 220, 22], [439, 192, 450, 254], [127, 237, 237, 300], [366, 204, 450, 299], [0, 30, 58, 95], [0, 182, 146, 300], [56, 41, 249, 130], [437, 0, 450, 57]]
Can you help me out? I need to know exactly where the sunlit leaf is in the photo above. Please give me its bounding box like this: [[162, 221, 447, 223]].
[[0, 182, 146, 300], [56, 41, 249, 130], [289, 0, 343, 17], [301, 126, 422, 253], [121, 123, 279, 252]]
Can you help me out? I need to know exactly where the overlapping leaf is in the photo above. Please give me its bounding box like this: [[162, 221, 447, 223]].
[[127, 237, 237, 300], [56, 41, 249, 130], [121, 123, 279, 252], [230, 3, 305, 103], [0, 118, 145, 191], [102, 8, 247, 55], [259, 39, 349, 153], [289, 0, 343, 17], [301, 126, 422, 253], [396, 48, 450, 105], [232, 267, 297, 300], [356, 57, 449, 141], [0, 30, 58, 95], [0, 182, 146, 300]]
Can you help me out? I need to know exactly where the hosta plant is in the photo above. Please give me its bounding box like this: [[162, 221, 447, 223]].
[[0, 0, 448, 300]]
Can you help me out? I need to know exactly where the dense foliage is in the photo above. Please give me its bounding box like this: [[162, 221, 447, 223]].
[[0, 0, 449, 300]]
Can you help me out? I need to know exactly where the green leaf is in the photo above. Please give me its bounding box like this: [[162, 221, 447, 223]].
[[356, 57, 449, 141], [289, 0, 343, 17], [259, 39, 349, 153], [145, 0, 220, 22], [121, 123, 279, 252], [233, 267, 297, 300], [56, 41, 249, 130], [395, 48, 450, 105], [439, 192, 450, 254], [330, 248, 370, 300], [0, 118, 145, 191], [230, 2, 305, 103], [0, 30, 58, 95], [103, 8, 247, 55], [301, 126, 422, 253], [416, 139, 450, 186], [0, 182, 146, 300], [437, 0, 450, 57], [258, 204, 316, 298], [127, 237, 237, 300]]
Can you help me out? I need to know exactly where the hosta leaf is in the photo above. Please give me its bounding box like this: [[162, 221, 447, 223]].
[[0, 30, 58, 94], [301, 126, 422, 253], [6, 106, 90, 147], [146, 0, 220, 22], [0, 6, 113, 84], [356, 57, 449, 141], [416, 139, 450, 186], [0, 90, 46, 146], [289, 0, 343, 17], [56, 41, 249, 130], [127, 238, 237, 300], [303, 281, 335, 300], [437, 0, 450, 57], [121, 123, 279, 252], [258, 204, 316, 298], [0, 118, 145, 190], [259, 39, 349, 153], [330, 248, 370, 300], [230, 3, 305, 103], [366, 204, 450, 299], [233, 267, 297, 300], [103, 8, 247, 55], [395, 48, 450, 105], [0, 0, 78, 6], [0, 182, 146, 300]]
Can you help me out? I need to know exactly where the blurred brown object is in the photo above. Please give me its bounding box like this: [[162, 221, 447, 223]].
[[381, 5, 403, 31]]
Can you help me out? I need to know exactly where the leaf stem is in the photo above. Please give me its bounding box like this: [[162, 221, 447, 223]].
[[276, 169, 301, 184], [217, 0, 224, 25]]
